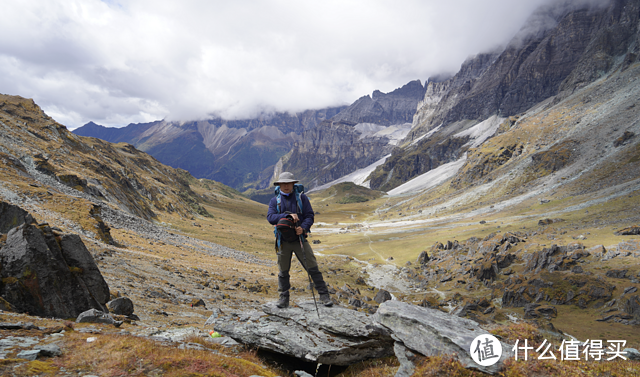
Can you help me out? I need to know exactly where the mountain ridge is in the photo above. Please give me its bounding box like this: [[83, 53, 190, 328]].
[[367, 0, 640, 192]]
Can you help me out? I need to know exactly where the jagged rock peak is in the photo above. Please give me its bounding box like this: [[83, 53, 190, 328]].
[[331, 80, 427, 126]]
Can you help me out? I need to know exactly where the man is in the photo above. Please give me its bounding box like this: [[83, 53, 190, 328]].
[[267, 172, 333, 308]]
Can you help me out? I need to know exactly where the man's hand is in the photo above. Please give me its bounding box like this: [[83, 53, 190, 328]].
[[288, 213, 299, 223], [295, 226, 304, 235]]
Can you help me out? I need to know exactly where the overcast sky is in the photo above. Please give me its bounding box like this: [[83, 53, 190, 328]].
[[1, 0, 566, 129]]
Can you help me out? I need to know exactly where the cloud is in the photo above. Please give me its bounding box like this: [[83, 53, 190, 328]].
[[1, 0, 573, 129]]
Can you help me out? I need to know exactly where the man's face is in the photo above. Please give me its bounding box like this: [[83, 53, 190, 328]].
[[279, 182, 294, 194]]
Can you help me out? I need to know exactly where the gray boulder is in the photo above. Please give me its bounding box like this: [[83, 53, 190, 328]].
[[107, 297, 135, 316], [16, 350, 40, 361], [624, 295, 640, 321], [34, 344, 62, 357], [394, 341, 424, 377], [206, 301, 394, 366], [374, 289, 392, 304], [0, 202, 31, 234], [373, 300, 512, 375], [625, 348, 640, 361], [0, 223, 110, 318], [76, 309, 122, 327]]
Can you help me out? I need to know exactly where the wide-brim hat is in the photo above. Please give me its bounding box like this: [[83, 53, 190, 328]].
[[273, 172, 299, 186]]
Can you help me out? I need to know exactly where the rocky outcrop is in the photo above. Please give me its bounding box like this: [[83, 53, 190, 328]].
[[0, 202, 31, 234], [374, 300, 512, 374], [615, 226, 640, 236], [502, 273, 614, 308], [624, 295, 640, 321], [331, 80, 426, 126], [0, 220, 110, 318], [524, 244, 589, 274], [206, 301, 394, 366], [206, 299, 511, 373]]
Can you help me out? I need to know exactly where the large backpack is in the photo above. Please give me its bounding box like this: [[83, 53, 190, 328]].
[[274, 184, 306, 249]]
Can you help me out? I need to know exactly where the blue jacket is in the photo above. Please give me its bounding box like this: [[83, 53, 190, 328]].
[[267, 192, 314, 233]]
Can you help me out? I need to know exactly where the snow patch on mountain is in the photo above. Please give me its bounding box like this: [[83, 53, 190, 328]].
[[309, 154, 391, 193], [410, 124, 442, 146], [454, 115, 503, 148], [388, 154, 467, 196], [355, 123, 412, 145]]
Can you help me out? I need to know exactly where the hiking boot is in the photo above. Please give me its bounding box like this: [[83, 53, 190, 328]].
[[276, 292, 289, 308], [319, 293, 333, 307]]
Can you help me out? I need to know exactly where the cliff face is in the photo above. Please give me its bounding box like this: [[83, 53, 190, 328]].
[[331, 80, 426, 126], [281, 121, 393, 189], [369, 0, 640, 192], [277, 81, 426, 190]]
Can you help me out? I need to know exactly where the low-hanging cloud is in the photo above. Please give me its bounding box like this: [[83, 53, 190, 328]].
[[1, 0, 592, 129]]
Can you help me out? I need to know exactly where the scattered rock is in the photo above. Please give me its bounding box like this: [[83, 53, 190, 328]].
[[613, 131, 635, 147], [524, 304, 557, 319], [624, 295, 640, 321], [416, 250, 430, 264], [16, 349, 40, 361], [148, 327, 205, 342], [538, 218, 564, 226], [107, 297, 135, 316], [190, 298, 206, 308], [76, 309, 122, 327], [605, 269, 628, 279], [34, 344, 62, 357], [614, 226, 640, 236], [624, 348, 640, 361], [374, 289, 392, 304], [586, 245, 606, 257]]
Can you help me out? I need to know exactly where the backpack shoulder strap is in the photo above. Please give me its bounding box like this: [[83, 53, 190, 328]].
[[274, 186, 282, 214], [294, 184, 304, 214]]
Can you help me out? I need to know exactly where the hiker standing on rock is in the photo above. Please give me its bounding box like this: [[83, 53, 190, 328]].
[[267, 172, 333, 308]]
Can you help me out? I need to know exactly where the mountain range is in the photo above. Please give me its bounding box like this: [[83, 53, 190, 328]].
[[73, 80, 426, 202]]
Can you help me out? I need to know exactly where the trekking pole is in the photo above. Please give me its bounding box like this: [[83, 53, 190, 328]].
[[298, 226, 320, 319]]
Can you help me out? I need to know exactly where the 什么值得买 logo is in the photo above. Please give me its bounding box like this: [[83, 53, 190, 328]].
[[470, 334, 503, 367]]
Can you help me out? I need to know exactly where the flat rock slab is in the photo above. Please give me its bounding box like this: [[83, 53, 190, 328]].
[[206, 301, 393, 365], [374, 300, 512, 375], [16, 350, 40, 361]]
